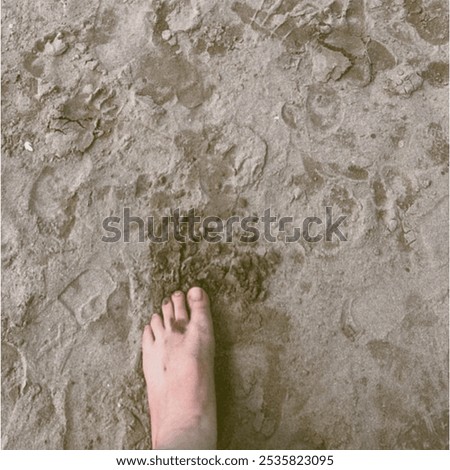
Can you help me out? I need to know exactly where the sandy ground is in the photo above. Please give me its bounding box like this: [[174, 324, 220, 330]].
[[1, 0, 449, 449]]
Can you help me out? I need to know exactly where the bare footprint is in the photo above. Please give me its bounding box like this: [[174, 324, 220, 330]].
[[142, 287, 216, 449]]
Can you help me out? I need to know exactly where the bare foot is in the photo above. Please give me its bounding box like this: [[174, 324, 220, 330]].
[[142, 287, 217, 449]]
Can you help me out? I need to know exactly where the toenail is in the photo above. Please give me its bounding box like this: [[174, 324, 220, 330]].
[[162, 297, 171, 305], [189, 287, 203, 301], [173, 291, 183, 297]]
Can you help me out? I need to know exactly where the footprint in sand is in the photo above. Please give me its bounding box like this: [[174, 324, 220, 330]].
[[306, 83, 344, 136], [29, 160, 92, 238], [58, 269, 115, 326]]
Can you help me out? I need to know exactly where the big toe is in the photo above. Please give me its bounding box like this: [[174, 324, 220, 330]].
[[187, 287, 211, 327]]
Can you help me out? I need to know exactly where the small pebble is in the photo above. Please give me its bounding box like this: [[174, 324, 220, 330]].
[[24, 141, 33, 152], [161, 30, 172, 41]]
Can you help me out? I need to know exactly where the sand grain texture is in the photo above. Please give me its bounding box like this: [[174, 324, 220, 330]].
[[1, 0, 448, 449]]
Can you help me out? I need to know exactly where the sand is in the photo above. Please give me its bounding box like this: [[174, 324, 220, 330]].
[[1, 0, 449, 449]]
